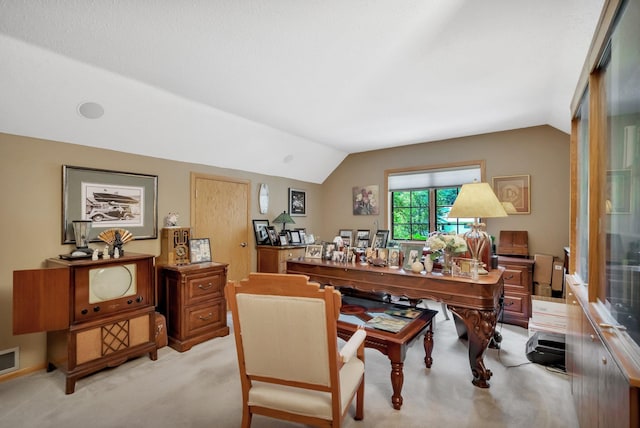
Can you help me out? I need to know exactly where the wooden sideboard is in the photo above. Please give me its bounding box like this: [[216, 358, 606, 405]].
[[498, 256, 534, 328], [157, 262, 229, 352], [257, 245, 306, 273]]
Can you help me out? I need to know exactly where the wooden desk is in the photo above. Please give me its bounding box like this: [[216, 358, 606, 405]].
[[287, 258, 504, 388], [338, 294, 437, 410]]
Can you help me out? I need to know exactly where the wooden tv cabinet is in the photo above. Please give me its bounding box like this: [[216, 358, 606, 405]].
[[13, 253, 157, 394]]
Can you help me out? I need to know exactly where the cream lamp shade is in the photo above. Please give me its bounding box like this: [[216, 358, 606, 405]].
[[501, 202, 517, 214], [448, 182, 508, 219], [447, 182, 507, 277]]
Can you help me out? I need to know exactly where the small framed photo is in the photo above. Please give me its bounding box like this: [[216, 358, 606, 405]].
[[453, 257, 475, 277], [323, 242, 336, 260], [377, 248, 389, 264], [279, 233, 289, 246], [252, 219, 270, 245], [373, 230, 389, 248], [295, 228, 307, 244], [388, 248, 401, 269], [289, 188, 306, 216], [289, 229, 302, 245], [339, 229, 353, 247], [356, 229, 370, 248], [400, 243, 424, 271], [305, 244, 323, 258], [266, 226, 279, 246], [189, 238, 212, 263]]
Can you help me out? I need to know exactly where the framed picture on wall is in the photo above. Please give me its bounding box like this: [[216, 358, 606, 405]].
[[492, 174, 531, 214], [289, 188, 306, 216], [62, 165, 158, 244], [352, 185, 380, 215]]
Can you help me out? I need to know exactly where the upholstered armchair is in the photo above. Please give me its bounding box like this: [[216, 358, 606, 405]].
[[225, 273, 366, 428]]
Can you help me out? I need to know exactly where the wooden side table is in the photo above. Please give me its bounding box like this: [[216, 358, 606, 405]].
[[157, 262, 229, 352], [498, 256, 534, 328]]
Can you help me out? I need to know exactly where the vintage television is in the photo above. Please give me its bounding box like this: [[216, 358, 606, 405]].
[[14, 253, 154, 330], [13, 253, 157, 394], [58, 256, 151, 321]]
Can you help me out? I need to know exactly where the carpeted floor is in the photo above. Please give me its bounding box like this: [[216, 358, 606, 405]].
[[0, 308, 577, 428]]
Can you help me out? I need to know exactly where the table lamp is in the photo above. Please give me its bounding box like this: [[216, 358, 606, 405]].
[[273, 210, 295, 232], [72, 220, 93, 255], [448, 182, 507, 276]]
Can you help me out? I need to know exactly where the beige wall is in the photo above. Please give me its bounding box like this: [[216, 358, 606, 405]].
[[319, 125, 570, 257], [0, 124, 569, 374], [0, 132, 320, 372]]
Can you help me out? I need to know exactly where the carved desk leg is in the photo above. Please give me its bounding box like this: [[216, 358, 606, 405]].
[[448, 306, 497, 388]]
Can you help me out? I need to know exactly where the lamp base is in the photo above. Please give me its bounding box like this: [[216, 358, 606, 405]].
[[464, 222, 489, 275]]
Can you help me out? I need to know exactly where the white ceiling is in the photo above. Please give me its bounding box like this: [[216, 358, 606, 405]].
[[0, 0, 604, 183]]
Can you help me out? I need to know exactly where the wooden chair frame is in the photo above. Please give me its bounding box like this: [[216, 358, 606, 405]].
[[225, 273, 365, 428]]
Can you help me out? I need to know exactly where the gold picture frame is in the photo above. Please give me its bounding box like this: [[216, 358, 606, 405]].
[[492, 174, 531, 215]]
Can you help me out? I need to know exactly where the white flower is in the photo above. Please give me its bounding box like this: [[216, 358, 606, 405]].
[[426, 232, 467, 255]]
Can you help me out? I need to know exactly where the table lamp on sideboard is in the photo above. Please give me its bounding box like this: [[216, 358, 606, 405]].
[[448, 182, 507, 277]]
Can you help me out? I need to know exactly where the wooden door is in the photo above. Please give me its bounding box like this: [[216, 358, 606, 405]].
[[191, 173, 250, 282]]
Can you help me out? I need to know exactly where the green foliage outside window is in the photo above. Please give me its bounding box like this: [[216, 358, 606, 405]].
[[391, 187, 469, 241]]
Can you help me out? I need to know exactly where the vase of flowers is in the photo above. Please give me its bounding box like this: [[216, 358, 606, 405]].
[[426, 232, 468, 274]]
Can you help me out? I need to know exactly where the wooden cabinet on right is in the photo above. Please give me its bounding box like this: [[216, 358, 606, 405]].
[[498, 256, 534, 328], [566, 280, 636, 428]]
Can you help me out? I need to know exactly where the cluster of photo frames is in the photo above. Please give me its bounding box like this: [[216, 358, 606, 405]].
[[338, 229, 389, 249], [252, 219, 313, 247], [253, 223, 428, 271]]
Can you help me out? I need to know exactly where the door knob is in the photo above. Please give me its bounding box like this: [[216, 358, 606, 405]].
[[240, 242, 247, 247]]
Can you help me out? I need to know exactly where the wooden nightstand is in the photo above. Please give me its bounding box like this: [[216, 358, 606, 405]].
[[256, 245, 305, 273], [157, 262, 229, 352], [498, 256, 534, 328]]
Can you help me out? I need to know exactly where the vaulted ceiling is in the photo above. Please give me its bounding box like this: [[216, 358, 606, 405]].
[[0, 1, 604, 183]]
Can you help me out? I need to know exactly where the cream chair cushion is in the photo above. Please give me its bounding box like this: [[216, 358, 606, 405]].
[[237, 292, 365, 420]]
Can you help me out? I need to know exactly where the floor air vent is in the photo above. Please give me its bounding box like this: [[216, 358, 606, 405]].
[[0, 347, 19, 375]]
